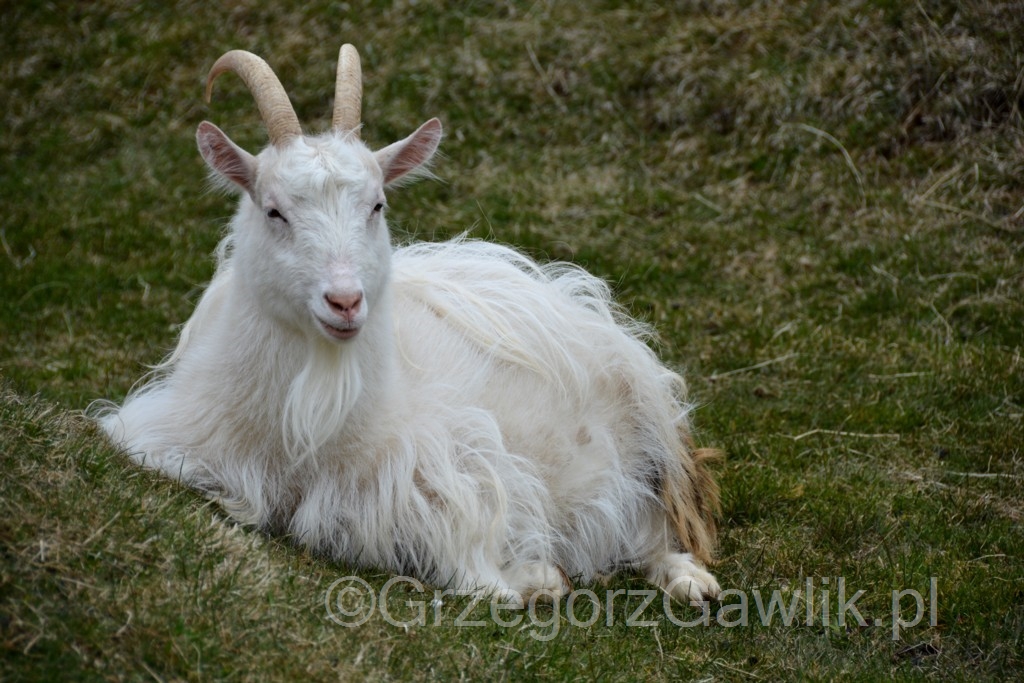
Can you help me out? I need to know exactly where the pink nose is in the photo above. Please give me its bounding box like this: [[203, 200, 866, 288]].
[[325, 291, 363, 322]]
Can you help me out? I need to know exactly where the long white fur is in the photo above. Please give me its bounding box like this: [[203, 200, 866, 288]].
[[96, 122, 720, 604]]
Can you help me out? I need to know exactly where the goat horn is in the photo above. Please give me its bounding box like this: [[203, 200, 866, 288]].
[[206, 50, 302, 147], [332, 44, 362, 137]]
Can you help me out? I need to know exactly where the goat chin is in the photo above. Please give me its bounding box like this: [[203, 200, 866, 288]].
[[95, 236, 721, 602]]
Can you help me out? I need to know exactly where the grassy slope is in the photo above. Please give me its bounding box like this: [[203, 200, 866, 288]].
[[2, 0, 1021, 680]]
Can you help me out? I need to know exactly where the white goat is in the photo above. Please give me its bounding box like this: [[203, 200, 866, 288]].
[[96, 46, 721, 605]]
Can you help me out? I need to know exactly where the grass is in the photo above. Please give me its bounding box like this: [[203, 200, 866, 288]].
[[2, 0, 1022, 680]]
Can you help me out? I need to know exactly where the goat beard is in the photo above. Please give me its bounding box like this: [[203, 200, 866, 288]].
[[282, 340, 363, 466]]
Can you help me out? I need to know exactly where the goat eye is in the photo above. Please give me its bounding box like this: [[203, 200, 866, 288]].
[[267, 208, 287, 223], [372, 202, 384, 213]]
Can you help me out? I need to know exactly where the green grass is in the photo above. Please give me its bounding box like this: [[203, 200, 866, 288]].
[[2, 0, 1022, 680]]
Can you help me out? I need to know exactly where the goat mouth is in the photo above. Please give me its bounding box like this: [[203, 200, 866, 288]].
[[318, 318, 360, 340]]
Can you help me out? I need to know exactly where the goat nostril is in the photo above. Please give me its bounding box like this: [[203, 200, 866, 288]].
[[325, 292, 363, 316]]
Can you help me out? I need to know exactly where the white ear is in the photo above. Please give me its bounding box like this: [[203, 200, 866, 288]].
[[196, 121, 257, 195], [374, 118, 442, 186]]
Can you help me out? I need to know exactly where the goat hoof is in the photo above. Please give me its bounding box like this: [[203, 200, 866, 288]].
[[647, 552, 721, 606]]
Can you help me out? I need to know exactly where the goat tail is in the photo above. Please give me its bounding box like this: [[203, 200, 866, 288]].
[[662, 435, 722, 567]]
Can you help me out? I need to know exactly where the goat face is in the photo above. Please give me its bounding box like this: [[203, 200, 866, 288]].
[[196, 120, 442, 343], [239, 137, 389, 342]]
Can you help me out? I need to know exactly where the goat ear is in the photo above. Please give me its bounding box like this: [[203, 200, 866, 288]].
[[196, 121, 257, 195], [374, 118, 442, 187]]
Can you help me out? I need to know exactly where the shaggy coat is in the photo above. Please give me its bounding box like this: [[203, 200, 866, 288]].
[[96, 47, 721, 604]]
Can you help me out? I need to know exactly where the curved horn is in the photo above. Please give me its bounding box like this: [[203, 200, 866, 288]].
[[332, 44, 362, 137], [205, 50, 302, 146]]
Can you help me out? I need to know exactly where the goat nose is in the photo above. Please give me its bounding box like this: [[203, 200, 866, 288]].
[[325, 291, 363, 321]]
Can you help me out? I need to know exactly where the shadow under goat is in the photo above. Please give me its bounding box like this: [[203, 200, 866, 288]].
[[93, 45, 722, 606]]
